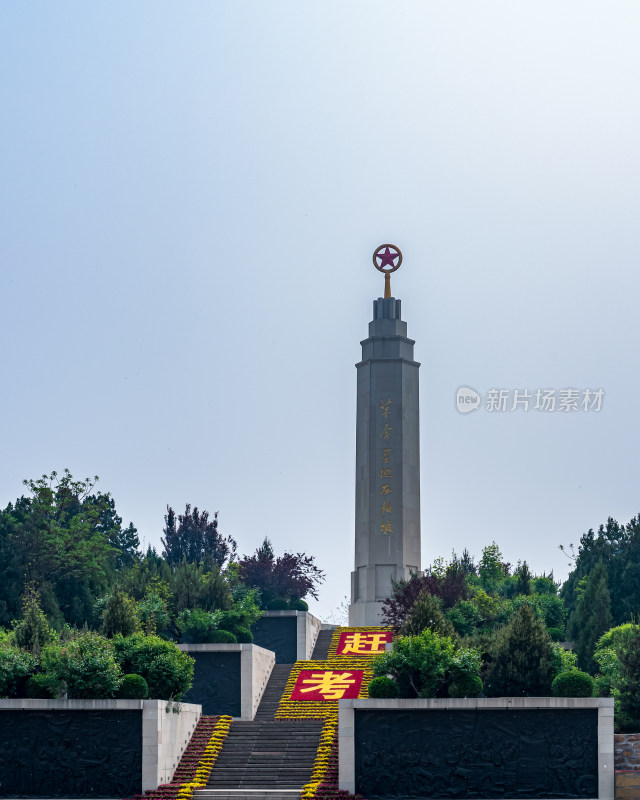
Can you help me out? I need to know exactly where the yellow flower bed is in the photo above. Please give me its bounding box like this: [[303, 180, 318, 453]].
[[176, 715, 232, 800]]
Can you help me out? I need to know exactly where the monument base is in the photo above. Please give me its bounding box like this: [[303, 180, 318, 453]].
[[348, 599, 384, 626]]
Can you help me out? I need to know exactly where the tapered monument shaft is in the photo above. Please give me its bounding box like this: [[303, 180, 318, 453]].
[[349, 296, 421, 625]]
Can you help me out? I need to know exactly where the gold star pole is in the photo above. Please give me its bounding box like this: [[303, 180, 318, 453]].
[[373, 244, 403, 297]]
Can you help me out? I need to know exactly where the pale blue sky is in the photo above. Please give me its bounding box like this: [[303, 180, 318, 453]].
[[2, 2, 640, 618]]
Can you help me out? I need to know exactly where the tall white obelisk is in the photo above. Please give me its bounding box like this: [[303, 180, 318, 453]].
[[349, 245, 421, 626]]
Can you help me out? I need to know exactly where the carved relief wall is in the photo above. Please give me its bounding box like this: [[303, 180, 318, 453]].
[[0, 709, 142, 797], [354, 708, 599, 799], [252, 617, 297, 663], [181, 651, 242, 716]]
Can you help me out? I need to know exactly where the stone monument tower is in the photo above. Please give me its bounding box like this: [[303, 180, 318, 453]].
[[349, 244, 421, 625]]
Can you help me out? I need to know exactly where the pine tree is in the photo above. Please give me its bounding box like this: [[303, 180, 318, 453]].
[[514, 561, 532, 596], [400, 590, 456, 638], [100, 588, 139, 637], [162, 504, 237, 568], [485, 603, 555, 696], [568, 561, 613, 673], [12, 584, 53, 654]]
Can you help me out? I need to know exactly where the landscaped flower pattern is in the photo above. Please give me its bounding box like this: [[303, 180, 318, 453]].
[[275, 626, 392, 800], [122, 714, 232, 800], [123, 626, 391, 800]]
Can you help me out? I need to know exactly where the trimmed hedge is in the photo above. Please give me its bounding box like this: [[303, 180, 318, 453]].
[[552, 669, 594, 697], [265, 598, 289, 610], [368, 676, 399, 698], [210, 630, 237, 644], [118, 673, 149, 699]]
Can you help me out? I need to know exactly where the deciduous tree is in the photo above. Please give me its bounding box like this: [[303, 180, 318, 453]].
[[238, 537, 325, 605]]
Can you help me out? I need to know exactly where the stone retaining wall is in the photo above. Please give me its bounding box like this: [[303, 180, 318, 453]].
[[251, 611, 321, 662], [178, 643, 274, 719], [0, 698, 201, 797], [615, 733, 640, 771], [339, 697, 615, 800], [616, 771, 640, 799]]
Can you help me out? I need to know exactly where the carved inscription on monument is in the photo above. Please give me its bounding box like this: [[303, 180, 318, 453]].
[[378, 397, 394, 535]]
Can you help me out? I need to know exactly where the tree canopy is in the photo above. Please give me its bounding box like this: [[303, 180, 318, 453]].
[[162, 504, 237, 568], [238, 537, 325, 605]]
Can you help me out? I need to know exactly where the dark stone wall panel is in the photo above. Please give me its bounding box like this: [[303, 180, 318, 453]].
[[251, 617, 297, 663], [355, 708, 599, 799], [0, 709, 142, 798], [181, 651, 242, 716]]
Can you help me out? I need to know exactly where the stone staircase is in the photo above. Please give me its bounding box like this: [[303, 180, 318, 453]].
[[198, 656, 324, 800], [254, 664, 296, 721], [310, 627, 335, 660]]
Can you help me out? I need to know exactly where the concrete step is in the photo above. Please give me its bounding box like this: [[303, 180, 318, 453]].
[[310, 628, 335, 660], [253, 665, 295, 721], [196, 792, 302, 800]]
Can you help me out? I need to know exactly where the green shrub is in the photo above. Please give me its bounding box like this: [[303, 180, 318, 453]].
[[547, 627, 565, 642], [137, 592, 171, 634], [210, 630, 237, 643], [0, 646, 36, 697], [536, 594, 566, 630], [368, 676, 399, 698], [112, 634, 194, 700], [551, 643, 578, 674], [289, 598, 309, 611], [552, 669, 594, 697], [596, 624, 637, 655], [41, 632, 122, 698], [218, 610, 254, 638], [372, 629, 482, 699], [593, 674, 612, 697], [449, 674, 483, 698], [446, 601, 483, 637], [234, 626, 253, 643], [401, 591, 456, 638], [177, 608, 222, 643], [617, 624, 640, 732], [118, 673, 149, 699], [25, 673, 65, 699], [265, 598, 289, 610], [593, 647, 620, 699]]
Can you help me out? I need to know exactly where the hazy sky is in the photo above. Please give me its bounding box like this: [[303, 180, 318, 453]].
[[2, 2, 640, 620]]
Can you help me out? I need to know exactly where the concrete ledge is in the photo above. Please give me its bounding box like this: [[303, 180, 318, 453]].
[[338, 697, 615, 800], [0, 698, 146, 709]]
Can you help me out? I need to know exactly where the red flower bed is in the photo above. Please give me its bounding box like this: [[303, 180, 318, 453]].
[[311, 737, 366, 800]]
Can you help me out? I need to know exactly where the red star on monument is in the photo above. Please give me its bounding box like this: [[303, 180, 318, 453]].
[[375, 246, 399, 269]]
